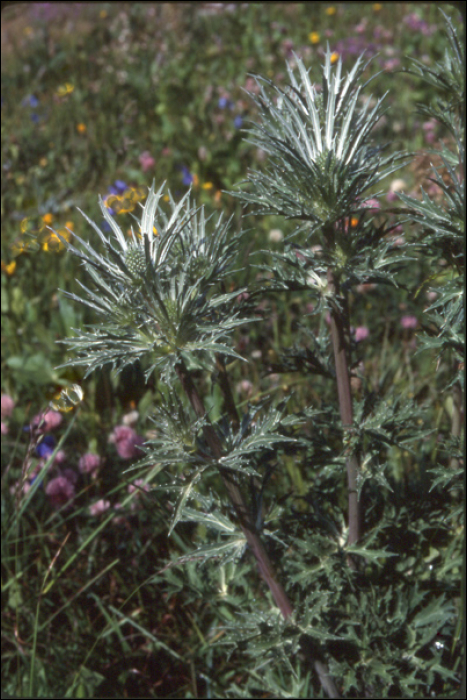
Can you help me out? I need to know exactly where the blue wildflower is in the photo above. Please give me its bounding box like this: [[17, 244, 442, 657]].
[[22, 95, 39, 108], [179, 165, 194, 185], [234, 115, 243, 129], [108, 180, 127, 196], [36, 434, 56, 459]]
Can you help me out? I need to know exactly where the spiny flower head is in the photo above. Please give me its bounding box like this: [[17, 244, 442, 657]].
[[235, 46, 405, 237], [53, 182, 249, 381]]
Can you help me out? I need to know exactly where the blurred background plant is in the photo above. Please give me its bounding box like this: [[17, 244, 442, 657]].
[[1, 3, 464, 698]]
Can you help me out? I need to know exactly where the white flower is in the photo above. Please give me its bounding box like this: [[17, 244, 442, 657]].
[[268, 228, 283, 243]]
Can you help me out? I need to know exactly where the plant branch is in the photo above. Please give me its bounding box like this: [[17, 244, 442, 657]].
[[215, 353, 241, 432], [176, 357, 341, 698], [175, 357, 293, 617]]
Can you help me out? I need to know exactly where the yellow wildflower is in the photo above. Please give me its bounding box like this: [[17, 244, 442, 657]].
[[325, 6, 336, 15], [42, 229, 72, 253], [10, 238, 29, 256], [76, 123, 87, 134], [373, 3, 382, 11], [309, 32, 320, 44], [42, 213, 54, 225], [330, 52, 340, 64], [21, 217, 45, 235], [1, 260, 17, 275], [56, 83, 74, 97]]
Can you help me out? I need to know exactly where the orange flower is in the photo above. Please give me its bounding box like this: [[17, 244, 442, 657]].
[[76, 123, 87, 134]]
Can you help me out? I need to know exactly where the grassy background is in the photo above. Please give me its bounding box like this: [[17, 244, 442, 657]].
[[1, 3, 463, 698]]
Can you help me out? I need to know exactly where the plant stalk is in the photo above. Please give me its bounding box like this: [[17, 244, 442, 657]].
[[327, 266, 360, 549]]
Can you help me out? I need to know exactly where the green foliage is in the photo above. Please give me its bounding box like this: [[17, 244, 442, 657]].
[[397, 12, 464, 391]]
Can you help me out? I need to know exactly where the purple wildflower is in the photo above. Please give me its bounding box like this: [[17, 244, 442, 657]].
[[109, 425, 145, 460], [45, 475, 75, 508], [31, 409, 63, 432], [1, 394, 15, 419], [89, 499, 111, 516], [79, 452, 101, 475], [138, 150, 155, 173], [354, 326, 370, 342], [400, 315, 418, 329]]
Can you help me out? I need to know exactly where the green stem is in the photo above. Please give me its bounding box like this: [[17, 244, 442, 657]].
[[327, 267, 360, 550]]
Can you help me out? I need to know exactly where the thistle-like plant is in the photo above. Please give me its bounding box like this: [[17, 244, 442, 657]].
[[50, 23, 463, 698], [234, 47, 413, 555], [55, 182, 248, 382], [51, 179, 344, 696]]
